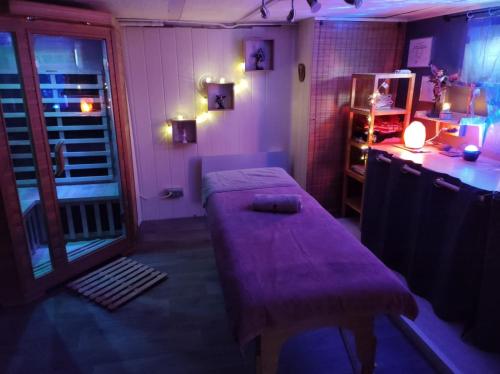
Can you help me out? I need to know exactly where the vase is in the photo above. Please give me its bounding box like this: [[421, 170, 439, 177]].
[[428, 100, 442, 118]]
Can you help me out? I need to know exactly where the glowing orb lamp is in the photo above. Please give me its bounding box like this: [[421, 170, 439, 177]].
[[404, 121, 426, 149], [463, 144, 481, 162]]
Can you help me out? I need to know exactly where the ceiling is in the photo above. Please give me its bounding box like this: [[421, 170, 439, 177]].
[[36, 0, 500, 24]]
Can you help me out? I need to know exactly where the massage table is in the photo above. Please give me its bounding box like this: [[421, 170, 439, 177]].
[[203, 167, 418, 374]]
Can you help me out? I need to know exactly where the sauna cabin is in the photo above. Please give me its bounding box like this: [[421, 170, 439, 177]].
[[0, 2, 135, 304]]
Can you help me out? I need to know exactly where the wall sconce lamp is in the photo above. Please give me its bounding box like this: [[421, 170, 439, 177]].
[[198, 75, 213, 96]]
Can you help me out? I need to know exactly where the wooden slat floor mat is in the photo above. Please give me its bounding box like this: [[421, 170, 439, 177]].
[[67, 257, 168, 311]]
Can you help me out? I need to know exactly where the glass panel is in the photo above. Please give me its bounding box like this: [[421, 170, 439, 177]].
[[33, 35, 125, 262], [0, 32, 53, 278]]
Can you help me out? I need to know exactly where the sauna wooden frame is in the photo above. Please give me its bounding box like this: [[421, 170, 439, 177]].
[[0, 2, 137, 305]]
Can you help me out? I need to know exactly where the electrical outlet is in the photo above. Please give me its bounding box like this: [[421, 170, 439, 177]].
[[160, 187, 183, 199]]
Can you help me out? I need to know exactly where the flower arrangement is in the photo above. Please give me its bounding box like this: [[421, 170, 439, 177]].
[[428, 64, 459, 117]]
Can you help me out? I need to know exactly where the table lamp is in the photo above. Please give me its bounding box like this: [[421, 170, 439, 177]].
[[404, 121, 426, 149]]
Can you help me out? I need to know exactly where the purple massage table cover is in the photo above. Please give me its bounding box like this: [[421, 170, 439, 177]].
[[204, 167, 418, 347]]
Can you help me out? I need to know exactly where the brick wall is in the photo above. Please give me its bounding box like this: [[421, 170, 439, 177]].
[[306, 20, 406, 214]]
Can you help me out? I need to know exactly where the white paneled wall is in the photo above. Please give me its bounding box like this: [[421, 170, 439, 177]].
[[122, 26, 295, 222]]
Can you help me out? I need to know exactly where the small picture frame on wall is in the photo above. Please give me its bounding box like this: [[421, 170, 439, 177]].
[[419, 75, 434, 102], [171, 119, 197, 144], [407, 37, 433, 68], [207, 83, 235, 111], [244, 39, 274, 72]]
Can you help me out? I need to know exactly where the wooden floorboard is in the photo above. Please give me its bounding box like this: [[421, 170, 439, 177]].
[[0, 217, 436, 374]]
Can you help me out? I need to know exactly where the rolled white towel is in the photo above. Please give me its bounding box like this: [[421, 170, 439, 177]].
[[252, 194, 302, 214]]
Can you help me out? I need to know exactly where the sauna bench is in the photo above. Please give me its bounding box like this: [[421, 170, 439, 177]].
[[18, 183, 120, 215], [371, 144, 500, 192]]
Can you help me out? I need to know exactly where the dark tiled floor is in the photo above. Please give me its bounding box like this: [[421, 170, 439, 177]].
[[0, 217, 436, 374]]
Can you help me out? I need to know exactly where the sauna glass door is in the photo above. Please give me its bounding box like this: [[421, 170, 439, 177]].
[[32, 35, 125, 262], [0, 32, 53, 278]]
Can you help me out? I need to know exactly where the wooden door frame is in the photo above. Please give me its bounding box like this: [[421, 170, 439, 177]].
[[0, 14, 137, 300], [19, 17, 138, 244], [0, 62, 43, 303], [23, 18, 138, 288], [0, 21, 58, 301]]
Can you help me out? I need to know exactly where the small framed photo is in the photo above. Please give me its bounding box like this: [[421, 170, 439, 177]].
[[419, 75, 434, 102], [407, 37, 433, 68]]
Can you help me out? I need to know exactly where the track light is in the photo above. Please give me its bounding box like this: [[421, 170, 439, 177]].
[[260, 0, 269, 19], [287, 0, 295, 23], [344, 0, 363, 8], [307, 0, 321, 13]]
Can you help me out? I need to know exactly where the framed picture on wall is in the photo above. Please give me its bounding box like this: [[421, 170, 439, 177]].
[[419, 75, 434, 102], [407, 37, 433, 68]]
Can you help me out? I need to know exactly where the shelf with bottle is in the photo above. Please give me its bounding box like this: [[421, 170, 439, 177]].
[[343, 72, 416, 219]]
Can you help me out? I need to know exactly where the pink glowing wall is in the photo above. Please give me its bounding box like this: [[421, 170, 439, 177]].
[[299, 21, 406, 214]]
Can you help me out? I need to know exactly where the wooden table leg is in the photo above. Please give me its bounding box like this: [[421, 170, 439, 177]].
[[353, 318, 377, 374], [257, 329, 290, 374], [255, 316, 377, 374]]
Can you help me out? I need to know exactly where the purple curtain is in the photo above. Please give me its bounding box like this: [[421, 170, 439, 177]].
[[361, 149, 393, 259], [363, 149, 493, 349], [465, 193, 500, 351]]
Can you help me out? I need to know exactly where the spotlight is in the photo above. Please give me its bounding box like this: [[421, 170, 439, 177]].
[[287, 0, 295, 23], [307, 0, 321, 13], [260, 0, 270, 19], [344, 0, 363, 8]]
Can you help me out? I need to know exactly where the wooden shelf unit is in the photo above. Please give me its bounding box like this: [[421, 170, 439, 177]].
[[414, 110, 486, 142], [342, 72, 415, 219]]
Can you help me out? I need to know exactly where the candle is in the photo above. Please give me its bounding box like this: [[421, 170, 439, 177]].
[[442, 102, 451, 112]]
